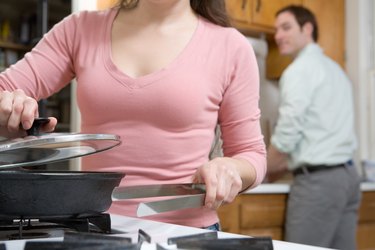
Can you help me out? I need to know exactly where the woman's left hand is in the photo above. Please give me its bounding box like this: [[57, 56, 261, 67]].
[[193, 157, 243, 209]]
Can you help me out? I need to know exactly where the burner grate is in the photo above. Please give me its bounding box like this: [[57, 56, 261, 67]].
[[7, 232, 50, 240], [0, 213, 114, 240], [24, 241, 140, 250], [22, 229, 151, 250], [40, 213, 112, 233], [174, 236, 274, 250]]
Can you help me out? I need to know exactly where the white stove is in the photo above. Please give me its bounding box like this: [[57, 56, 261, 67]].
[[0, 214, 333, 250]]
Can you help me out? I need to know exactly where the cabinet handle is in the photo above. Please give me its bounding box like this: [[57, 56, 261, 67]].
[[256, 0, 262, 12], [241, 0, 247, 10]]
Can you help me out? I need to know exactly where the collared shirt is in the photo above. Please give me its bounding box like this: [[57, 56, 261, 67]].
[[271, 43, 357, 170]]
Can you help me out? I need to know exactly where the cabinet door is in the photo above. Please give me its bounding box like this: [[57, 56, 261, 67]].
[[225, 0, 251, 24], [251, 0, 302, 28], [217, 197, 240, 234], [302, 0, 345, 68], [357, 192, 375, 249], [226, 0, 302, 33]]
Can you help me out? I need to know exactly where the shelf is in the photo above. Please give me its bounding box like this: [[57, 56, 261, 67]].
[[0, 41, 32, 51]]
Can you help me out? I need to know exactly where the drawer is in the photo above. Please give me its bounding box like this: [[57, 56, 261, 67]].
[[240, 194, 287, 228], [358, 192, 375, 222]]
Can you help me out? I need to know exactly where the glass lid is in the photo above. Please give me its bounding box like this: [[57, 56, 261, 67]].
[[0, 133, 121, 169]]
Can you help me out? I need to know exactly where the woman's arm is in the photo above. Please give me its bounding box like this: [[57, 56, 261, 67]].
[[195, 30, 266, 209]]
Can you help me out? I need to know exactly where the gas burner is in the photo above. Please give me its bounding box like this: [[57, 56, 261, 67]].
[[0, 213, 119, 240]]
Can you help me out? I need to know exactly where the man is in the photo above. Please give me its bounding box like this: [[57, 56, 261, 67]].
[[267, 5, 361, 250]]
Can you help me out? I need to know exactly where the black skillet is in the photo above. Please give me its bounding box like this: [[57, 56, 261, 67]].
[[0, 118, 125, 218]]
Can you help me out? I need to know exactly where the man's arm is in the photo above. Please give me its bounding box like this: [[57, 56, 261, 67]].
[[266, 144, 289, 182]]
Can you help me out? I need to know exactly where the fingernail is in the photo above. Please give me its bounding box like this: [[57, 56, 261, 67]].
[[23, 121, 31, 129], [205, 202, 212, 209]]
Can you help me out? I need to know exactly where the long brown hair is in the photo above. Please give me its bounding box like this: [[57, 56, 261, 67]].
[[118, 0, 231, 27]]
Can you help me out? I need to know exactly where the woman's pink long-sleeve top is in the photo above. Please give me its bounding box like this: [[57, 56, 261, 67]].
[[0, 8, 266, 227]]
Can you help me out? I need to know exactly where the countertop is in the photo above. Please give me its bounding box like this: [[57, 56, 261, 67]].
[[244, 182, 375, 194]]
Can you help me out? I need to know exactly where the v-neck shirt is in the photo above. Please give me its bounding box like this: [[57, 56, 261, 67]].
[[105, 9, 202, 88]]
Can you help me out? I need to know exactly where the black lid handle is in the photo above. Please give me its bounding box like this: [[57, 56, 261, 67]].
[[26, 118, 50, 136]]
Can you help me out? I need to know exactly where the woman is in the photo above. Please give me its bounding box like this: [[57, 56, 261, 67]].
[[0, 0, 266, 229]]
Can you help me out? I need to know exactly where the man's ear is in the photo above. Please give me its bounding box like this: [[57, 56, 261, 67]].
[[302, 22, 314, 39]]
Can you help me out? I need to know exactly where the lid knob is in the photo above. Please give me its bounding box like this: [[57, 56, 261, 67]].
[[26, 118, 50, 136]]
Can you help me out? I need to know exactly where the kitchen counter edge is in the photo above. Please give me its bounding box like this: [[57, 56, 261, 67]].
[[244, 182, 375, 194]]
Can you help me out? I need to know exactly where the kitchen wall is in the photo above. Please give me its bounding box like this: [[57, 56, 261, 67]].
[[346, 0, 375, 176], [246, 37, 279, 148]]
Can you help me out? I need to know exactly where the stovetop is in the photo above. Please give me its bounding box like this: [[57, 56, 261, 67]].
[[0, 229, 272, 250], [0, 214, 331, 250]]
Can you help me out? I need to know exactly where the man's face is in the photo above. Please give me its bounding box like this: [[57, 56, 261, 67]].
[[274, 11, 312, 57]]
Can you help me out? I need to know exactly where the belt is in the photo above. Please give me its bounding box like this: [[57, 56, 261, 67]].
[[293, 163, 347, 176]]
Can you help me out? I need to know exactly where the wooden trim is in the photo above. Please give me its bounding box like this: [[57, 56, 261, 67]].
[[0, 41, 31, 51]]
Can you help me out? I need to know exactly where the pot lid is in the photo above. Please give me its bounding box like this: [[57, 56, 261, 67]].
[[0, 119, 121, 169]]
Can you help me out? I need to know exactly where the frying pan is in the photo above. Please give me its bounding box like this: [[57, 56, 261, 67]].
[[0, 170, 205, 218], [0, 119, 205, 218], [0, 170, 125, 217], [0, 118, 123, 217]]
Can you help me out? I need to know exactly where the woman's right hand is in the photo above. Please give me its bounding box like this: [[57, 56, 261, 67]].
[[0, 89, 57, 135]]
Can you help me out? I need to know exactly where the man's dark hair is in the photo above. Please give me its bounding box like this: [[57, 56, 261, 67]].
[[276, 5, 318, 42]]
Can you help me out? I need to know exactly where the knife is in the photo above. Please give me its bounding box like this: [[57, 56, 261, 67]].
[[136, 193, 206, 217], [110, 183, 206, 216], [111, 183, 206, 200]]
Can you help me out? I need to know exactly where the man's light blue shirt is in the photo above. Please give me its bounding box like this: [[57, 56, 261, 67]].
[[271, 43, 357, 170]]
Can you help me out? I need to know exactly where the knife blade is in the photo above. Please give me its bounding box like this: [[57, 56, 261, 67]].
[[111, 183, 206, 200], [136, 193, 206, 217]]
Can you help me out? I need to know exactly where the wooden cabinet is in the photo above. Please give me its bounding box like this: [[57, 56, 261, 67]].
[[218, 191, 375, 250], [225, 0, 302, 34], [303, 0, 345, 69], [250, 0, 302, 28], [218, 194, 287, 240], [357, 192, 375, 250], [225, 0, 345, 79]]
